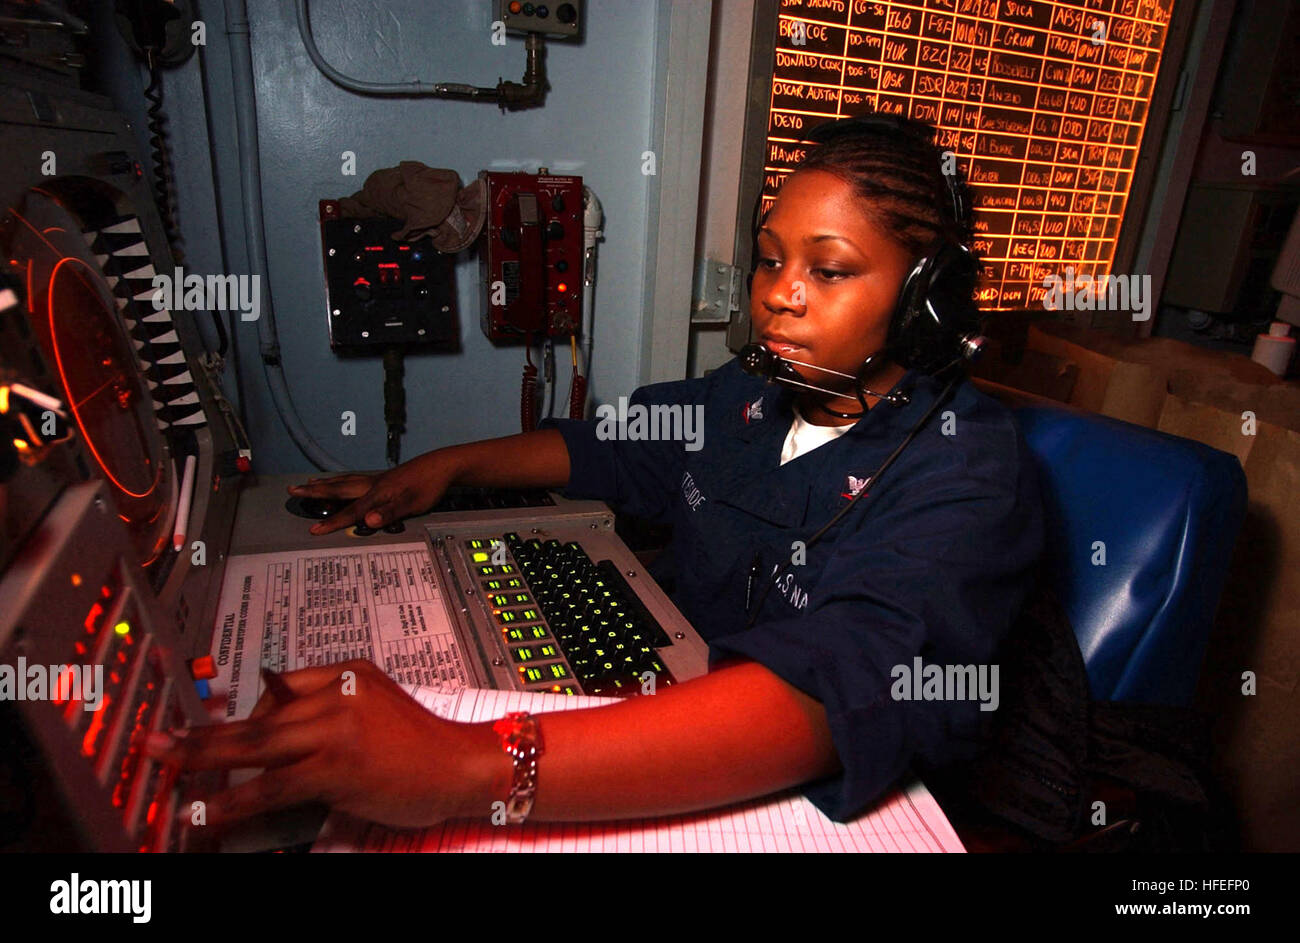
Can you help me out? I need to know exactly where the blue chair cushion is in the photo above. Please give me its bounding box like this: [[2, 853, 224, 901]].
[[1013, 404, 1247, 705]]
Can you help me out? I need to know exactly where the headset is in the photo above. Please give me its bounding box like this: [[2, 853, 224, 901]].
[[743, 113, 986, 410]]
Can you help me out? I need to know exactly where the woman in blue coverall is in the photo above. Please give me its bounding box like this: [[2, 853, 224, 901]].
[[149, 116, 1045, 829]]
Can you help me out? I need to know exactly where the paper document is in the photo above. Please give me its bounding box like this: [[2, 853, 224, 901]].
[[312, 685, 966, 853], [208, 545, 468, 720]]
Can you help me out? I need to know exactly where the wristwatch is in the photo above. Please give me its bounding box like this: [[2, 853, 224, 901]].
[[492, 711, 544, 824]]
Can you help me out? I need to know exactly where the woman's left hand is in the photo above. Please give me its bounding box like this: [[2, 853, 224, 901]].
[[145, 660, 502, 830]]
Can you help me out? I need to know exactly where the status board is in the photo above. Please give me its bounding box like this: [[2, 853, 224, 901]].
[[762, 0, 1176, 310]]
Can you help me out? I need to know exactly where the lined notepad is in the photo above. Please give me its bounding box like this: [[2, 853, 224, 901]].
[[311, 686, 965, 853]]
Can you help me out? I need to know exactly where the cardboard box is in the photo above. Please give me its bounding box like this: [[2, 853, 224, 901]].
[[1158, 394, 1300, 852], [1167, 369, 1300, 434], [971, 339, 1079, 402], [1026, 321, 1284, 428]]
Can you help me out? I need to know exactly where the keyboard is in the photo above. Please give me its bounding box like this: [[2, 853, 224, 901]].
[[466, 532, 677, 696], [504, 533, 676, 695]]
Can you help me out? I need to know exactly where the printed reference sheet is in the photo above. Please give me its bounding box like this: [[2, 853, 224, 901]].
[[208, 544, 468, 721]]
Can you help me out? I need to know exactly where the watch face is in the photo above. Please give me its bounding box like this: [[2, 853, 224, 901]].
[[495, 712, 544, 754]]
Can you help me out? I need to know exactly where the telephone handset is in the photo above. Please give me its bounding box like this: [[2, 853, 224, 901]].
[[479, 171, 586, 431], [502, 191, 546, 334], [503, 190, 545, 432], [113, 0, 195, 68]]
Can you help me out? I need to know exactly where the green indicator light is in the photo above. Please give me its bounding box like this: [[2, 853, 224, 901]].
[[472, 551, 489, 563]]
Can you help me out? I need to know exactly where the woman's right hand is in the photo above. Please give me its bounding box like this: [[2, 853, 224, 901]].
[[288, 453, 456, 535]]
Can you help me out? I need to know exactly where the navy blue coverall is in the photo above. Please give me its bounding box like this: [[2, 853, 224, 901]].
[[542, 355, 1045, 821]]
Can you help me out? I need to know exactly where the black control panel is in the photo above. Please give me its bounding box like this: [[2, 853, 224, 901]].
[[319, 203, 458, 352]]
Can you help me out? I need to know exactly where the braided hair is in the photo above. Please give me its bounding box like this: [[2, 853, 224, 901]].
[[789, 114, 974, 259]]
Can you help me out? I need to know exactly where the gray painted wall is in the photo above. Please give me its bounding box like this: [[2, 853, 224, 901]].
[[92, 0, 672, 474]]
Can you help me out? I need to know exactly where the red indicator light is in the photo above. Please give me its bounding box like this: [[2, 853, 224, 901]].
[[557, 282, 568, 293], [81, 695, 112, 757]]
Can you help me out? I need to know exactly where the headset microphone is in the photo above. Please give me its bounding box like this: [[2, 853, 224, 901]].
[[739, 343, 911, 408]]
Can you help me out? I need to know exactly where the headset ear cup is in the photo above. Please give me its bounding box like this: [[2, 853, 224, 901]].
[[887, 256, 931, 368], [934, 247, 981, 371], [890, 245, 981, 374]]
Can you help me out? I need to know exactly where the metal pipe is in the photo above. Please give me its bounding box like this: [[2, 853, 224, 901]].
[[226, 0, 345, 470], [295, 0, 546, 108]]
